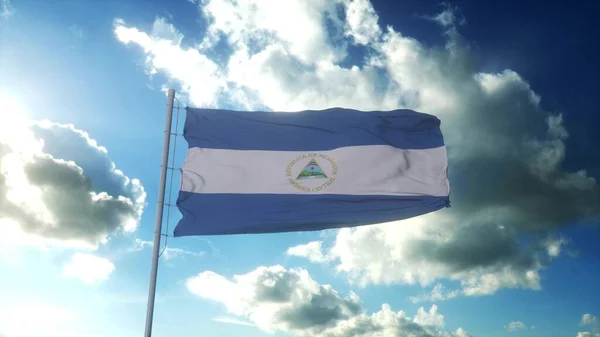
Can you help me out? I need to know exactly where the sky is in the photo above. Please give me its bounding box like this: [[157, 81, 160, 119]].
[[0, 0, 599, 336]]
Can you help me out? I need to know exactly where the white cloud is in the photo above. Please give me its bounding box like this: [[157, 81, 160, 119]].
[[582, 314, 599, 326], [212, 316, 257, 327], [413, 304, 444, 328], [151, 17, 182, 44], [505, 321, 528, 332], [577, 313, 600, 337], [424, 4, 465, 28], [62, 253, 115, 284], [114, 19, 224, 107], [579, 313, 600, 337], [409, 283, 460, 303], [115, 1, 599, 299], [287, 241, 332, 263], [0, 109, 146, 248], [187, 265, 472, 337], [577, 333, 600, 337], [455, 328, 473, 337], [132, 238, 204, 260], [343, 0, 381, 45], [199, 0, 346, 65]]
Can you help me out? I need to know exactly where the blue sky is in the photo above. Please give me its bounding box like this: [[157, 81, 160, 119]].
[[0, 0, 599, 337]]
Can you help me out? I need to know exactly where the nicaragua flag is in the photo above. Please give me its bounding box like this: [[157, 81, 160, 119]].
[[174, 107, 450, 236]]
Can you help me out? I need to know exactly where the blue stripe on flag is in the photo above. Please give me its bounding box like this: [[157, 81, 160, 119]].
[[174, 192, 450, 236], [184, 107, 445, 151]]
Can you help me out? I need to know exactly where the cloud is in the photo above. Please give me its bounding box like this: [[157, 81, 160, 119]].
[[62, 253, 115, 284], [505, 321, 528, 332], [343, 0, 381, 45], [455, 328, 473, 337], [581, 314, 599, 326], [579, 313, 600, 337], [199, 0, 346, 65], [114, 17, 224, 107], [578, 313, 600, 337], [115, 1, 599, 298], [187, 265, 471, 337], [132, 238, 204, 260], [1, 0, 13, 18], [0, 113, 146, 248], [212, 316, 256, 327], [290, 223, 567, 297], [422, 3, 466, 28], [413, 305, 444, 328], [187, 265, 362, 334], [578, 333, 600, 337], [287, 241, 332, 263], [409, 283, 460, 303]]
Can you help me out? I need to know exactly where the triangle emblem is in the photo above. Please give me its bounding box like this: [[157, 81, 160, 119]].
[[296, 158, 328, 180]]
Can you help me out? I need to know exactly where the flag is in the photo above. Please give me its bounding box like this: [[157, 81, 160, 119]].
[[174, 107, 450, 236]]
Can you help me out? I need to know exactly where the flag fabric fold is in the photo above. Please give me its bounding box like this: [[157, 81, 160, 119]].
[[174, 107, 450, 236]]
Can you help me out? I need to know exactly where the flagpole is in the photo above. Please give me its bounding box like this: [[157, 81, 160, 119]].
[[144, 88, 176, 337]]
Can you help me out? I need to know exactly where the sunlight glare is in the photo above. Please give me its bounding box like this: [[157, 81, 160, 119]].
[[0, 92, 43, 155]]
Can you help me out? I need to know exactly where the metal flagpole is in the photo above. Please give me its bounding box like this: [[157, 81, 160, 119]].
[[144, 88, 176, 337]]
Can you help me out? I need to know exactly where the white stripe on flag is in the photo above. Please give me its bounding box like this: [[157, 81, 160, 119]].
[[181, 145, 449, 196]]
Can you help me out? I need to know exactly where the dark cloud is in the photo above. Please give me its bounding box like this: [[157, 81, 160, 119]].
[[30, 122, 144, 203], [0, 121, 146, 247], [187, 265, 471, 337], [278, 285, 362, 330]]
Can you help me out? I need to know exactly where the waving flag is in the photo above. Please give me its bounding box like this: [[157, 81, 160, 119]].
[[174, 107, 450, 236]]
